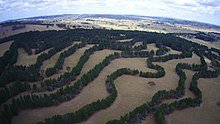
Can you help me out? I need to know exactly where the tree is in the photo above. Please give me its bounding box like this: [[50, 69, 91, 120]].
[[66, 66, 71, 72]]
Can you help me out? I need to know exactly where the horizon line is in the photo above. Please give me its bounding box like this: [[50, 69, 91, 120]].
[[1, 13, 220, 27]]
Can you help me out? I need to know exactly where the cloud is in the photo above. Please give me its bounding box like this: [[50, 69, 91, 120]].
[[197, 0, 220, 7], [0, 0, 220, 25]]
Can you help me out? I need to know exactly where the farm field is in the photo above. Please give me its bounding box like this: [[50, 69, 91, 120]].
[[0, 24, 63, 39], [0, 28, 220, 124], [179, 36, 220, 49]]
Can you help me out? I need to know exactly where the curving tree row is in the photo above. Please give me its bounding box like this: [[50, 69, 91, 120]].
[[40, 52, 193, 124], [0, 82, 30, 105], [0, 41, 74, 87], [107, 55, 217, 124], [39, 45, 104, 91], [45, 42, 86, 77], [0, 29, 220, 124]]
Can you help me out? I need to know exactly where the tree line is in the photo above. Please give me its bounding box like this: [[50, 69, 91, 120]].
[[40, 52, 195, 124], [0, 29, 220, 124], [107, 54, 218, 124], [0, 81, 30, 105], [45, 43, 86, 77], [0, 40, 74, 86]]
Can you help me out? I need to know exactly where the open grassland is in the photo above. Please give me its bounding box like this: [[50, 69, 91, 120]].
[[40, 42, 80, 72], [181, 25, 220, 34], [56, 17, 207, 33], [1, 29, 220, 124], [179, 36, 220, 49], [143, 43, 158, 52], [142, 58, 220, 124], [45, 44, 93, 80], [15, 48, 50, 66], [83, 56, 201, 124], [12, 52, 203, 124], [0, 24, 63, 39], [12, 57, 155, 124], [166, 75, 220, 124], [74, 49, 121, 81], [48, 17, 220, 34]]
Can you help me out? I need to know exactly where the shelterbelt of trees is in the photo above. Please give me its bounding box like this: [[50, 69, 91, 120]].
[[0, 29, 220, 124]]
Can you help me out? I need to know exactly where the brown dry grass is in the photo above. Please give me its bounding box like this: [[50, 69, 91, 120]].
[[31, 49, 120, 106], [181, 25, 220, 33], [179, 36, 220, 49], [0, 41, 13, 56], [84, 18, 196, 33], [165, 75, 220, 124], [40, 42, 80, 72], [74, 49, 121, 81], [166, 47, 181, 54], [2, 22, 219, 124], [142, 54, 220, 124], [15, 48, 50, 66], [9, 45, 220, 124], [161, 69, 196, 105], [0, 24, 63, 39], [1, 45, 89, 103], [143, 43, 158, 52], [142, 44, 181, 55], [44, 44, 93, 80], [82, 54, 201, 124], [12, 57, 156, 124]]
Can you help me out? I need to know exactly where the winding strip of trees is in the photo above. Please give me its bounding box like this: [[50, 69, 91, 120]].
[[0, 52, 118, 124], [0, 29, 135, 87], [0, 29, 220, 124], [0, 50, 153, 123], [39, 47, 154, 92], [106, 55, 216, 124], [39, 52, 193, 124], [0, 42, 18, 76], [0, 41, 74, 86], [0, 28, 210, 87], [0, 82, 30, 105], [45, 43, 86, 77], [39, 45, 104, 91], [153, 68, 219, 124]]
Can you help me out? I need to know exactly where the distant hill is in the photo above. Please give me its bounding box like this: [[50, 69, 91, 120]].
[[1, 14, 220, 29]]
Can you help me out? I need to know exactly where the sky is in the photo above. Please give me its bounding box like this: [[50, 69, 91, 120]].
[[0, 0, 220, 25]]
